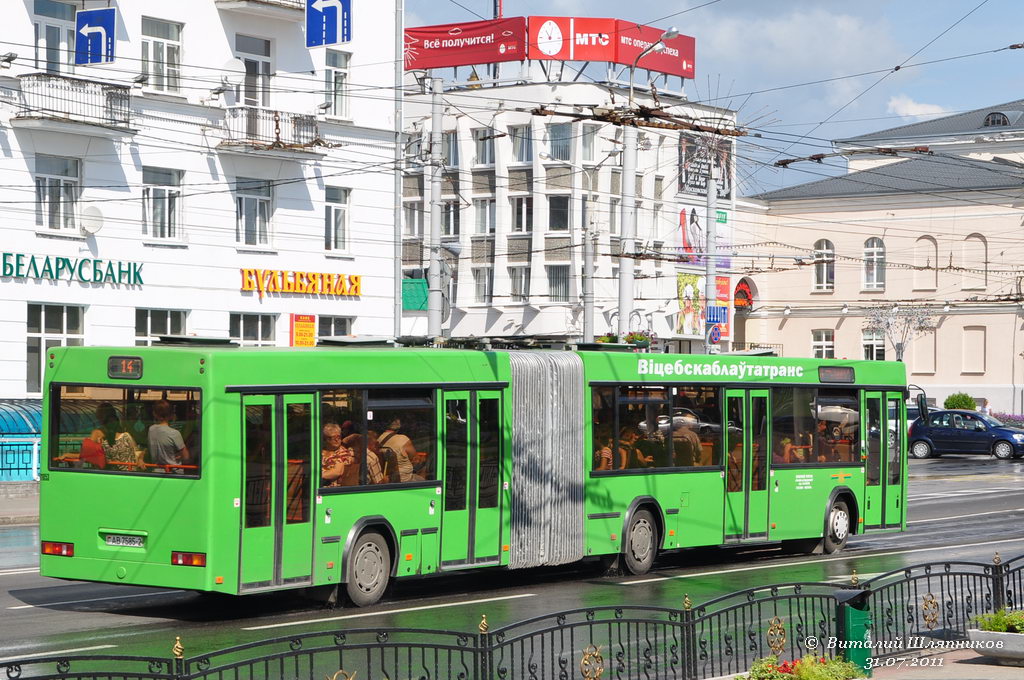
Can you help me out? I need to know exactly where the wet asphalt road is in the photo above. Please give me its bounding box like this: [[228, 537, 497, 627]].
[[1, 455, 1022, 660]]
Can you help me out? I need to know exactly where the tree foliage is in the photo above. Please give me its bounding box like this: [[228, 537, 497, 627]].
[[944, 392, 976, 410], [861, 304, 935, 361]]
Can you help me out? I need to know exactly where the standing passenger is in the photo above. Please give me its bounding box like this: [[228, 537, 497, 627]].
[[149, 400, 190, 473]]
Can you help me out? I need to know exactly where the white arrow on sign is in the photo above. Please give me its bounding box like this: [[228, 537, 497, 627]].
[[312, 0, 343, 12], [79, 23, 107, 45]]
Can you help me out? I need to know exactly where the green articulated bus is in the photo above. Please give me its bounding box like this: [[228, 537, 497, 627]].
[[39, 345, 907, 606]]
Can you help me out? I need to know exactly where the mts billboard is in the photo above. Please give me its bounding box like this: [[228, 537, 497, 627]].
[[405, 16, 695, 79]]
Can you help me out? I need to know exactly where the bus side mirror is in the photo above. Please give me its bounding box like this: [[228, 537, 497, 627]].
[[916, 393, 928, 419]]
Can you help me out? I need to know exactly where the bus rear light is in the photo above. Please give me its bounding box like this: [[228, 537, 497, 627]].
[[42, 541, 74, 556], [171, 551, 206, 567]]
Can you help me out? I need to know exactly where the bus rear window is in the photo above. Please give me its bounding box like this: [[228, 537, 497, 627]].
[[51, 385, 201, 476]]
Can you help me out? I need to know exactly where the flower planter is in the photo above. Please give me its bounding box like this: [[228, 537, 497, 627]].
[[967, 629, 1024, 666]]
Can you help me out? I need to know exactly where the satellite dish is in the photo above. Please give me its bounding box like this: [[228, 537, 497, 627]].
[[221, 58, 247, 87], [80, 207, 104, 236]]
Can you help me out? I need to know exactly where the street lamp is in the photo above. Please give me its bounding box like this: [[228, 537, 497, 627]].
[[628, 27, 678, 108]]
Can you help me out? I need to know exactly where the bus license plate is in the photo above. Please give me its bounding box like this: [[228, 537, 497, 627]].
[[105, 534, 144, 547]]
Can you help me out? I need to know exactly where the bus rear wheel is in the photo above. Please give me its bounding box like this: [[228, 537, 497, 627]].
[[345, 531, 390, 607], [623, 509, 658, 575], [822, 500, 850, 554]]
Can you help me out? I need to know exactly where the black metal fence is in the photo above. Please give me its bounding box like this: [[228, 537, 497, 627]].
[[4, 552, 1022, 680]]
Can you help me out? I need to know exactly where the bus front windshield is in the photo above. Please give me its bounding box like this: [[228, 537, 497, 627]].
[[51, 385, 201, 476]]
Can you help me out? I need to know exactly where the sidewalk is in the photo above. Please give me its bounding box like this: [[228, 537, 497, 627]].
[[0, 482, 39, 526], [872, 648, 1022, 679]]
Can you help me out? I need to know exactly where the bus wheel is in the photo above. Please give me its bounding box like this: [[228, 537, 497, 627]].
[[623, 509, 658, 575], [345, 531, 390, 607], [822, 500, 850, 554]]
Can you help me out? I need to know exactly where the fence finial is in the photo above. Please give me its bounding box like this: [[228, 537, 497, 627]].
[[994, 551, 1002, 565], [683, 594, 693, 611], [172, 636, 184, 660], [580, 644, 605, 679], [851, 569, 859, 586], [767, 616, 786, 655], [479, 614, 489, 634]]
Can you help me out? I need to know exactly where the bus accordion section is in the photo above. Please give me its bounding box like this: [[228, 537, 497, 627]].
[[38, 345, 907, 606]]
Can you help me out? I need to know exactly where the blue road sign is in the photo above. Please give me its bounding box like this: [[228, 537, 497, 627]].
[[708, 324, 722, 345], [306, 0, 352, 48], [75, 8, 117, 65], [706, 304, 728, 324]]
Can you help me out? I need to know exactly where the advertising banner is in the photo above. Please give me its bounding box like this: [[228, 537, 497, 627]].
[[678, 135, 734, 200], [528, 16, 618, 62], [674, 202, 731, 269], [404, 17, 527, 70], [613, 20, 695, 79], [290, 314, 316, 347], [675, 274, 732, 339]]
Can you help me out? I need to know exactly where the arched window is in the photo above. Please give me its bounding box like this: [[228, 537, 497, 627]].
[[913, 236, 938, 290], [863, 237, 885, 290], [813, 239, 834, 291], [983, 112, 1009, 128], [962, 233, 988, 290]]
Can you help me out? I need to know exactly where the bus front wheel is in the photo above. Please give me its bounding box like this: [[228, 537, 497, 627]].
[[345, 531, 390, 607], [623, 509, 658, 575], [822, 500, 850, 554]]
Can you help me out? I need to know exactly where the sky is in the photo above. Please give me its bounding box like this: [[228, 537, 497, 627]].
[[406, 0, 1024, 195]]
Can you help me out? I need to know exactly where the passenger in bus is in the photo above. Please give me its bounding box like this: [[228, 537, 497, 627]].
[[772, 434, 795, 464], [79, 429, 107, 469], [342, 431, 387, 484], [149, 400, 191, 473], [672, 415, 701, 467], [95, 401, 122, 447], [635, 420, 668, 467], [321, 422, 356, 487], [814, 420, 836, 462], [378, 418, 420, 482]]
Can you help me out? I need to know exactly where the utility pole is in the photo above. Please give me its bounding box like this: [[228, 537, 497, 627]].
[[392, 0, 404, 340], [703, 151, 718, 354], [426, 77, 443, 338], [583, 208, 596, 343], [617, 124, 637, 340]]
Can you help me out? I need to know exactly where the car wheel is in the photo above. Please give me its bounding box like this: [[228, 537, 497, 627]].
[[910, 440, 932, 459], [345, 531, 390, 607], [993, 441, 1014, 460], [822, 500, 850, 554], [622, 509, 658, 575]]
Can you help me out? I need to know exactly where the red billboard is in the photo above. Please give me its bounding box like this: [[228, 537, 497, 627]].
[[614, 20, 695, 80], [527, 16, 617, 62], [404, 17, 527, 70]]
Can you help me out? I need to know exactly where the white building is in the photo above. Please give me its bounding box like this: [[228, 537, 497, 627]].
[[0, 0, 402, 399], [401, 78, 738, 351]]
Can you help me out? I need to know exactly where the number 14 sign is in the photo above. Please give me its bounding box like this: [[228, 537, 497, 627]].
[[306, 0, 352, 48]]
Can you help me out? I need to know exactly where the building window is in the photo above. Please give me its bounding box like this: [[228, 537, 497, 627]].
[[609, 197, 620, 234], [142, 166, 182, 239], [324, 50, 349, 117], [442, 131, 460, 167], [403, 201, 423, 237], [914, 235, 938, 290], [235, 178, 271, 246], [652, 203, 663, 236], [442, 200, 460, 237], [962, 233, 988, 290], [473, 198, 496, 234], [236, 34, 271, 107], [318, 315, 352, 338], [547, 265, 571, 302], [548, 123, 571, 161], [509, 266, 531, 303], [33, 0, 76, 74], [325, 186, 350, 251], [511, 196, 533, 233], [812, 329, 835, 359], [141, 18, 182, 92], [548, 195, 570, 231], [27, 303, 83, 394], [230, 313, 276, 347], [509, 125, 532, 162], [863, 237, 886, 290], [472, 267, 493, 303], [135, 309, 185, 346], [813, 238, 835, 291], [472, 129, 495, 165], [581, 124, 600, 162], [862, 329, 885, 360], [35, 155, 79, 230], [983, 112, 1009, 127]]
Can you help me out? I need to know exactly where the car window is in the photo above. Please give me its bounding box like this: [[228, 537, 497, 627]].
[[929, 413, 948, 427]]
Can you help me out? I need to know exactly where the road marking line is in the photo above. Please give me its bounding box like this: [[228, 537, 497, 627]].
[[0, 645, 116, 662], [616, 536, 1024, 585], [911, 508, 1024, 524], [0, 567, 39, 577], [8, 589, 184, 610], [242, 593, 537, 631]]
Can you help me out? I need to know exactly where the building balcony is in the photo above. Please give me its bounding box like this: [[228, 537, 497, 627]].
[[220, 106, 325, 157], [12, 73, 133, 137], [214, 0, 304, 21]]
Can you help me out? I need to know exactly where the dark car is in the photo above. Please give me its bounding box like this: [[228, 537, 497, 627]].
[[908, 409, 1024, 459]]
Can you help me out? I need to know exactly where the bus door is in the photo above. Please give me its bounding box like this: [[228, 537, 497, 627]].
[[723, 389, 770, 541], [864, 392, 902, 530], [240, 394, 315, 591], [440, 390, 503, 568]]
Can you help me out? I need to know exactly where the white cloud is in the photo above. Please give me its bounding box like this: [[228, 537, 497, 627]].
[[886, 94, 949, 119]]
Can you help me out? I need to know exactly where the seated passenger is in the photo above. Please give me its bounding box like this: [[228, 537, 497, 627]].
[[148, 400, 189, 473], [672, 416, 701, 467], [321, 422, 357, 487], [79, 428, 107, 469], [378, 418, 420, 482]]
